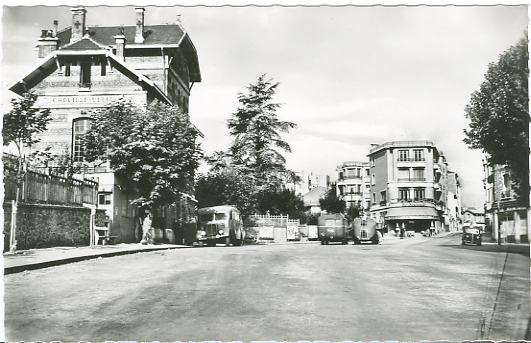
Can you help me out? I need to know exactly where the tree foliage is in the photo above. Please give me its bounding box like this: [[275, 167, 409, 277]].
[[227, 74, 297, 190], [257, 188, 306, 219], [84, 99, 203, 209], [3, 92, 52, 158], [194, 170, 256, 218], [319, 183, 346, 214], [463, 35, 529, 205], [197, 74, 300, 217]]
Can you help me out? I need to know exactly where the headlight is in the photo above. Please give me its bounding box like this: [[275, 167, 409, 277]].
[[218, 229, 224, 235], [197, 230, 206, 237]]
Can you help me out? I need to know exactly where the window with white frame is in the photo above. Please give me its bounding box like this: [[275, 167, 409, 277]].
[[398, 149, 409, 161], [73, 117, 91, 162], [399, 188, 409, 200], [413, 149, 424, 161]]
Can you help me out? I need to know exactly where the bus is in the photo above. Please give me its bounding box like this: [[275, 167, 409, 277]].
[[352, 217, 382, 244], [317, 213, 351, 245], [196, 205, 244, 247]]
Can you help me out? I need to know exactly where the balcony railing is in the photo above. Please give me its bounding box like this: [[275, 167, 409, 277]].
[[397, 157, 426, 162], [397, 177, 426, 182], [390, 198, 435, 205]]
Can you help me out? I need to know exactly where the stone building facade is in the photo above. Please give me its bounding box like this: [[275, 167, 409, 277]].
[[483, 162, 529, 243], [7, 7, 202, 243]]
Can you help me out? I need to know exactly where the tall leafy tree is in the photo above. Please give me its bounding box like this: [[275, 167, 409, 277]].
[[3, 92, 52, 162], [3, 92, 52, 252], [319, 183, 346, 214], [463, 34, 529, 205], [227, 74, 297, 190], [84, 99, 203, 210], [197, 74, 300, 217]]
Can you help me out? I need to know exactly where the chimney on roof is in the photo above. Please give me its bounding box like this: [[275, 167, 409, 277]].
[[71, 7, 87, 42], [53, 20, 58, 37], [114, 34, 126, 61], [135, 7, 145, 44], [37, 21, 59, 60]]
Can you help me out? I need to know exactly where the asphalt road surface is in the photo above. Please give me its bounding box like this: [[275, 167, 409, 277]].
[[4, 233, 530, 342]]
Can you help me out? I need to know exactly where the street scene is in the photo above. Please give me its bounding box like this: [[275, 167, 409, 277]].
[[4, 234, 530, 342], [2, 4, 530, 343]]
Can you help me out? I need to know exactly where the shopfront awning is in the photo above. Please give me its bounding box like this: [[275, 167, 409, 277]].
[[385, 207, 439, 220]]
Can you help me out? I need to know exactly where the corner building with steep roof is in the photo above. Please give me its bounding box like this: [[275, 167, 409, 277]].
[[8, 7, 202, 244]]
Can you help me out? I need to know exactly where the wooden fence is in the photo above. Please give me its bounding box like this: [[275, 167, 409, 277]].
[[4, 165, 98, 206]]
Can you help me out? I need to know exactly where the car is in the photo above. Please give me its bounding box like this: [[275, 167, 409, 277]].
[[462, 227, 482, 246]]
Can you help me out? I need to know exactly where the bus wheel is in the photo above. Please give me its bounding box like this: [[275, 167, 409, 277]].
[[320, 240, 325, 245], [207, 240, 216, 247], [342, 239, 348, 245], [225, 237, 231, 246]]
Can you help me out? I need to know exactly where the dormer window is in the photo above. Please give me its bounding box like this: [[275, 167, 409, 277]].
[[79, 62, 91, 90]]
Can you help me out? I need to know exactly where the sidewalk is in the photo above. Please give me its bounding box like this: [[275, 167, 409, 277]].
[[3, 243, 191, 275]]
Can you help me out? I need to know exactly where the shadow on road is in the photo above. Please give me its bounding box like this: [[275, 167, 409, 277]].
[[440, 243, 530, 257]]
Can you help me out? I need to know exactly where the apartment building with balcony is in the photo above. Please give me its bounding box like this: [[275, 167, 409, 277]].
[[483, 161, 529, 243], [367, 141, 451, 235], [336, 161, 371, 214]]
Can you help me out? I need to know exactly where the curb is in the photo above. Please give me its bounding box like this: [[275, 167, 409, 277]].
[[4, 245, 189, 275]]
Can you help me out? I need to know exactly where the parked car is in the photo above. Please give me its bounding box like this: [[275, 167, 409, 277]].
[[462, 227, 482, 246]]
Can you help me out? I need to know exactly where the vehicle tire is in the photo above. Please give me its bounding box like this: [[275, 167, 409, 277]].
[[461, 241, 465, 245], [320, 240, 325, 245], [207, 240, 216, 247], [353, 239, 360, 245], [477, 241, 482, 246], [225, 236, 231, 246], [342, 239, 348, 245]]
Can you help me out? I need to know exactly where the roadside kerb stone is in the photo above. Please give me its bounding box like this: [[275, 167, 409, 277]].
[[4, 244, 189, 275]]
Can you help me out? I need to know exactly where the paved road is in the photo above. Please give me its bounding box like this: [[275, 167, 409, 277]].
[[4, 234, 529, 342]]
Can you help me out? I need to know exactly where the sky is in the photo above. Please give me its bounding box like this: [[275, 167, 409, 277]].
[[1, 2, 529, 208]]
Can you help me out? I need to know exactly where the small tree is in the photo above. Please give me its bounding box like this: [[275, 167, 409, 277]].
[[463, 34, 529, 205], [257, 188, 306, 219], [319, 183, 346, 214], [3, 92, 52, 252]]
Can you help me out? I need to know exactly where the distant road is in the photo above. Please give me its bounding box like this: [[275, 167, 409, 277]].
[[4, 234, 530, 342]]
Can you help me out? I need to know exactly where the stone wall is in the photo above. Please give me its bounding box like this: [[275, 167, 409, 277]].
[[4, 202, 91, 251]]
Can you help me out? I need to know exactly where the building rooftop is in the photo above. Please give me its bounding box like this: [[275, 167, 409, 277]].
[[368, 140, 436, 155]]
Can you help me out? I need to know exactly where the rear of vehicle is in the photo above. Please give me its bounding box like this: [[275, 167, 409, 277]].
[[317, 214, 350, 245], [352, 218, 381, 244], [462, 227, 482, 246]]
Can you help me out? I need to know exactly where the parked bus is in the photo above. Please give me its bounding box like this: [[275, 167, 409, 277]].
[[352, 217, 381, 244], [317, 213, 351, 245], [196, 205, 244, 247]]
